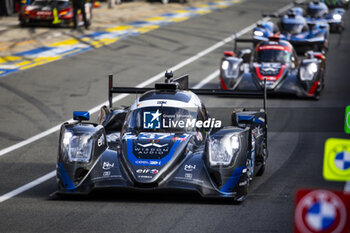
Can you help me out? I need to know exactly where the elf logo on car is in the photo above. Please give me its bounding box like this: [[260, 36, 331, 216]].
[[136, 169, 149, 174], [136, 169, 159, 174], [98, 135, 105, 147]]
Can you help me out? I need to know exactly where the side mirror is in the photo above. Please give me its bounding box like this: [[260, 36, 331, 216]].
[[304, 50, 314, 59], [239, 49, 252, 63], [224, 51, 234, 57], [73, 111, 90, 121]]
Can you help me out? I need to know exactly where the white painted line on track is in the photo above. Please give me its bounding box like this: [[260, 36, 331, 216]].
[[193, 69, 220, 89], [0, 171, 56, 203], [0, 2, 297, 203]]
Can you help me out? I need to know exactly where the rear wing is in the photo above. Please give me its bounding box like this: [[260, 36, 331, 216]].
[[233, 37, 256, 54], [107, 72, 268, 114]]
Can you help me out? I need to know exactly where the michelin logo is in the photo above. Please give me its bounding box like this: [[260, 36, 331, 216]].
[[144, 110, 161, 129]]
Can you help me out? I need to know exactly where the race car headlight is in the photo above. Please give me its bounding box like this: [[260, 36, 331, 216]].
[[221, 61, 240, 78], [300, 63, 318, 81], [221, 60, 230, 70], [208, 135, 240, 166], [62, 130, 93, 163], [254, 30, 264, 37], [333, 14, 342, 21]]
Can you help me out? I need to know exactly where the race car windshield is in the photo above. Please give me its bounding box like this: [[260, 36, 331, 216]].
[[32, 0, 69, 7], [308, 8, 325, 18], [125, 106, 198, 133], [254, 49, 291, 63], [281, 23, 304, 34]]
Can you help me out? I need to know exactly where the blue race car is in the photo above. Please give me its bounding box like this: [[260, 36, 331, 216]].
[[254, 8, 329, 53], [55, 72, 268, 203], [304, 0, 345, 32]]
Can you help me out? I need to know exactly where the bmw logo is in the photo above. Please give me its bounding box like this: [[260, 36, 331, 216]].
[[295, 190, 347, 233], [334, 151, 350, 171]]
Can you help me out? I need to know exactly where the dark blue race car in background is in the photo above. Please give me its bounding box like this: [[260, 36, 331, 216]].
[[303, 0, 345, 32], [220, 36, 326, 99], [253, 8, 329, 53], [322, 0, 349, 9]]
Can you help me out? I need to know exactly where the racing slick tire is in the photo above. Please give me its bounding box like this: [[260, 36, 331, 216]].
[[256, 143, 267, 176], [233, 170, 249, 204], [313, 82, 323, 100], [314, 92, 321, 100], [233, 166, 251, 205], [320, 72, 325, 91], [234, 134, 255, 204]]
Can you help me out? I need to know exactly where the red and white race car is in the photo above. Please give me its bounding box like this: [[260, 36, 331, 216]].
[[18, 0, 92, 27]]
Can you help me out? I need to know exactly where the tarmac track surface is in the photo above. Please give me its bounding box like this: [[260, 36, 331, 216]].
[[0, 0, 349, 232]]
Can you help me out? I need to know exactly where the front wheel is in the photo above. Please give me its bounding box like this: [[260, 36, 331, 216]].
[[233, 172, 249, 204], [233, 151, 255, 203], [256, 146, 267, 176]]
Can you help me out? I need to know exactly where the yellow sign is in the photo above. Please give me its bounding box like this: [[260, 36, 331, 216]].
[[323, 138, 350, 181]]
